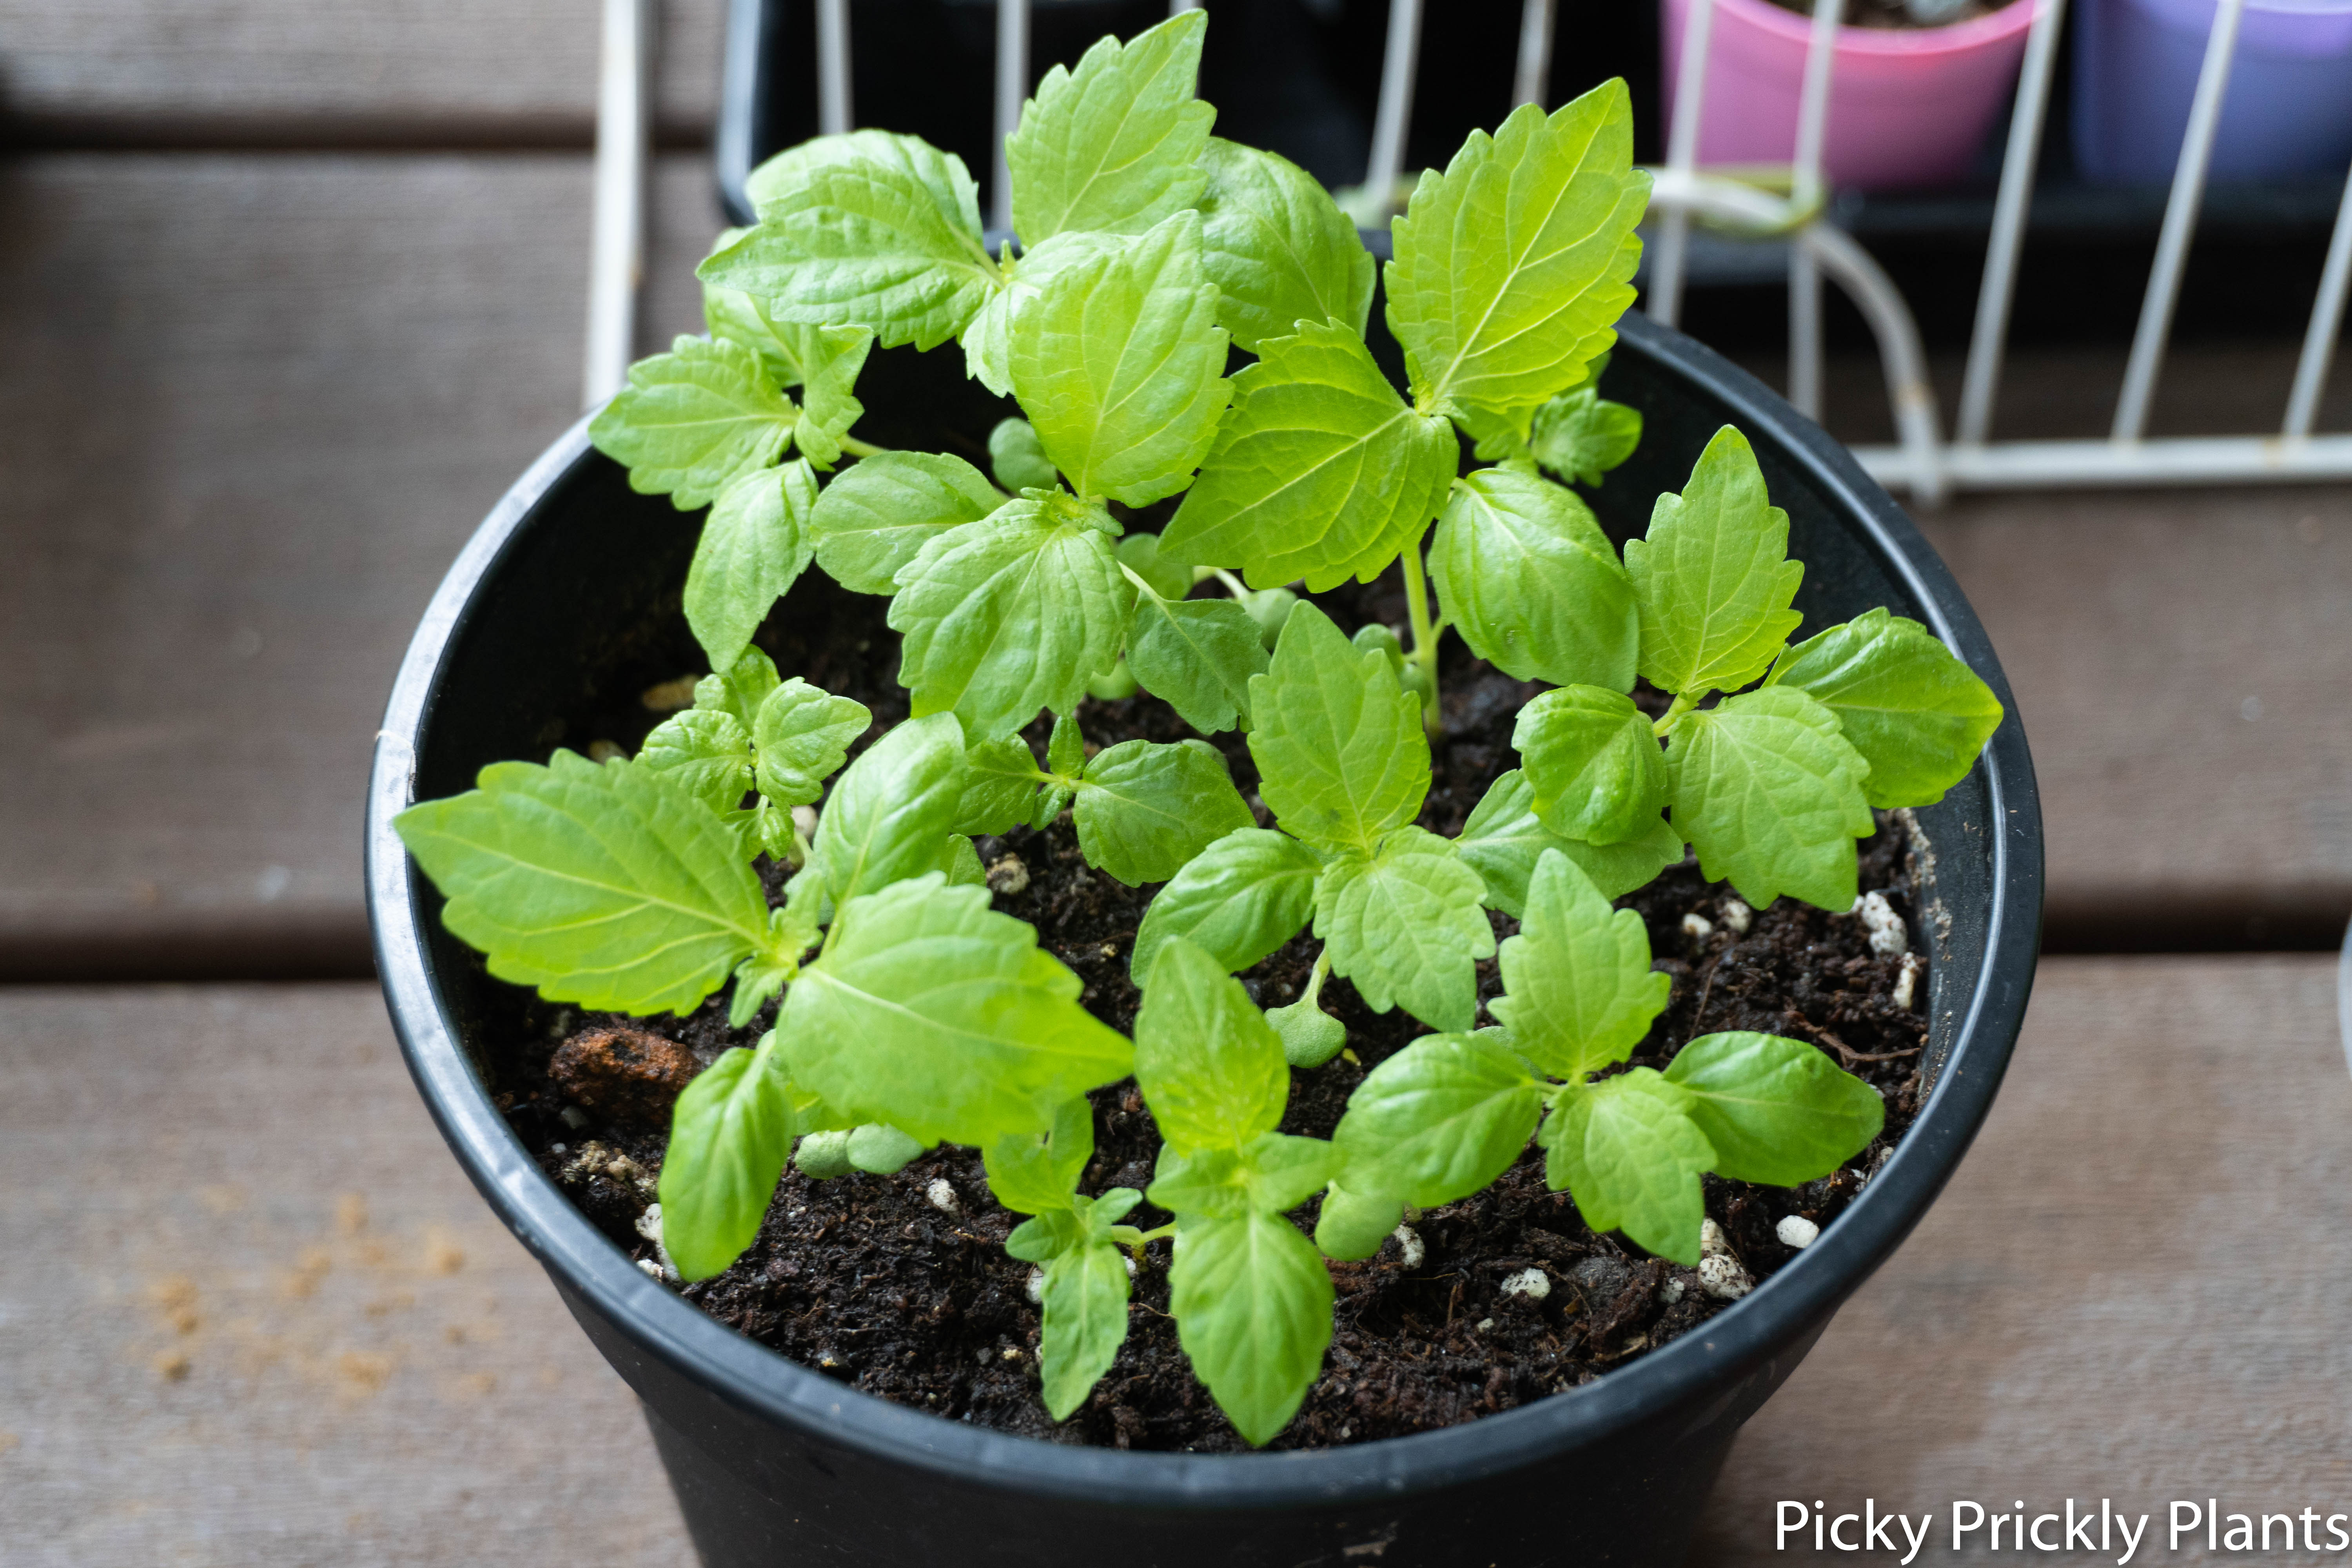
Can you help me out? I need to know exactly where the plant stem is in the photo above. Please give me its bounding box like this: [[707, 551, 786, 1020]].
[[838, 434, 889, 460], [1299, 946, 1331, 1008], [1212, 568, 1252, 601], [1653, 690, 1697, 737], [1398, 539, 1443, 736]]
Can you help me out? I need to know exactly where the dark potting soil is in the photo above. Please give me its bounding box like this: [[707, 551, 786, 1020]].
[[475, 561, 1934, 1453]]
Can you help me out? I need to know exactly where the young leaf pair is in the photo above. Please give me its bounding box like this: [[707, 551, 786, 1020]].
[[1319, 850, 1884, 1267], [1513, 426, 2005, 913], [1131, 601, 1683, 1049], [956, 712, 1253, 888], [1154, 73, 1652, 722], [635, 644, 870, 866]]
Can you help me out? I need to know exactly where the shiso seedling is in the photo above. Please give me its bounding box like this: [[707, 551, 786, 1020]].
[[396, 12, 2002, 1448]]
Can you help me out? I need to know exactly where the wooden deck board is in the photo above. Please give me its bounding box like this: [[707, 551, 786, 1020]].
[[1696, 955, 2352, 1561], [0, 982, 694, 1567], [0, 0, 724, 144], [2, 959, 2339, 1561], [0, 152, 725, 978]]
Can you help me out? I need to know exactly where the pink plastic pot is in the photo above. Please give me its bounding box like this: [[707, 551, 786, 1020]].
[[1661, 0, 2041, 191]]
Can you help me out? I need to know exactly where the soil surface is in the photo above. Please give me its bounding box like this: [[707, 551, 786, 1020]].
[[1762, 0, 2018, 28], [473, 562, 1934, 1452]]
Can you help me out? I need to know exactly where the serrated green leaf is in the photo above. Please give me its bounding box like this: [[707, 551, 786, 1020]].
[[955, 735, 1045, 836], [394, 752, 777, 1016], [889, 494, 1136, 739], [1130, 827, 1320, 984], [1665, 1030, 1884, 1186], [809, 450, 1004, 596], [1667, 685, 1874, 911], [782, 874, 1134, 1147], [1428, 466, 1637, 688], [1073, 739, 1255, 887], [1491, 849, 1671, 1080], [1456, 769, 1682, 912], [1530, 380, 1643, 487], [984, 1095, 1097, 1216], [788, 325, 873, 468], [1541, 1070, 1713, 1264], [701, 133, 999, 352], [1005, 1206, 1087, 1262], [1039, 1237, 1134, 1420], [686, 460, 818, 673], [1007, 9, 1214, 243], [1333, 1033, 1543, 1208], [1009, 211, 1230, 507], [1196, 137, 1375, 352], [1626, 425, 1804, 699], [1147, 1143, 1253, 1219], [1169, 1209, 1333, 1446], [1133, 937, 1290, 1152], [751, 678, 870, 806], [1386, 81, 1650, 432], [801, 711, 968, 911], [695, 645, 781, 733], [636, 708, 755, 818], [988, 417, 1057, 492], [1114, 531, 1193, 603], [1314, 826, 1494, 1032], [588, 336, 795, 510], [1512, 684, 1668, 844], [728, 902, 821, 1027], [1125, 593, 1267, 736], [1160, 321, 1456, 592], [1247, 602, 1428, 857], [1766, 607, 2002, 808], [1147, 1134, 1337, 1220], [658, 1033, 797, 1280], [962, 229, 1131, 398]]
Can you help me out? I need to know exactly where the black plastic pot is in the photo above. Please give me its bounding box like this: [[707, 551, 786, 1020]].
[[366, 310, 2042, 1567]]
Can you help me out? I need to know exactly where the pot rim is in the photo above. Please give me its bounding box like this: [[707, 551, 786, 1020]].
[[365, 311, 2042, 1510]]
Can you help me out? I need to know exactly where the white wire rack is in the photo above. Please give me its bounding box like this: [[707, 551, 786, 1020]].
[[599, 0, 2352, 499]]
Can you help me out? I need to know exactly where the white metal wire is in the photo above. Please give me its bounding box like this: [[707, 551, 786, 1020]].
[[1787, 0, 1846, 420], [1855, 433, 2352, 488], [2285, 163, 2352, 439], [816, 0, 853, 136], [1956, 0, 2067, 446], [1363, 0, 1425, 220], [2112, 0, 2245, 442], [1514, 0, 1558, 109], [994, 0, 1030, 233], [1648, 0, 1718, 329], [584, 0, 652, 410]]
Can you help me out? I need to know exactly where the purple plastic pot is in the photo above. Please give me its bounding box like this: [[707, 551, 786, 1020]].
[[2072, 0, 2352, 185], [1661, 0, 2039, 192]]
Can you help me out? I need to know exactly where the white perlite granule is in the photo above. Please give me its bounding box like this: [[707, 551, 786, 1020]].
[[1893, 952, 1923, 1011], [633, 1204, 680, 1281], [1660, 1278, 1686, 1304], [1719, 898, 1752, 935], [1853, 891, 1908, 956], [1776, 1215, 1821, 1250], [1392, 1225, 1425, 1269], [1697, 1218, 1753, 1301], [1499, 1267, 1550, 1300], [926, 1178, 960, 1215], [1025, 1268, 1045, 1304], [1681, 913, 1713, 942]]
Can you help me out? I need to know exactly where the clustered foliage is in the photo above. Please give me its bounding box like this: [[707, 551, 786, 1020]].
[[397, 13, 2004, 1449]]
